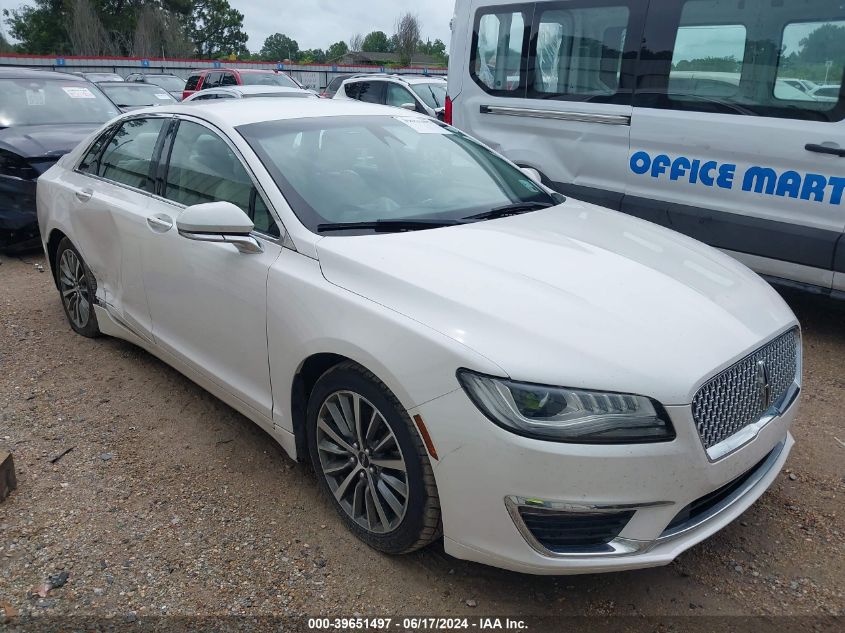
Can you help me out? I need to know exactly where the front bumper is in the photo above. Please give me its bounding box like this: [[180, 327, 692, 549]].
[[413, 388, 797, 574]]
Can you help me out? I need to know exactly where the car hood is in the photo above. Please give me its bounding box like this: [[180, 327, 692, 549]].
[[316, 201, 797, 404], [0, 124, 100, 159]]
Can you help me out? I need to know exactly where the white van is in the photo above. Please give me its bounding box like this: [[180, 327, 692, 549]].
[[447, 0, 845, 297]]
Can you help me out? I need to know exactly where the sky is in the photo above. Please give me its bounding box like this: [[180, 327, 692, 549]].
[[0, 0, 456, 52]]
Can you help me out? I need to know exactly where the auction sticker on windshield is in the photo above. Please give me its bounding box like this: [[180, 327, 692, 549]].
[[155, 93, 171, 100], [26, 89, 45, 106], [62, 86, 96, 99], [394, 116, 449, 134]]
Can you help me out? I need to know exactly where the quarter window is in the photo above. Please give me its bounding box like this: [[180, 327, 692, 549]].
[[163, 121, 279, 237], [471, 9, 528, 93], [78, 127, 115, 174], [98, 118, 165, 191]]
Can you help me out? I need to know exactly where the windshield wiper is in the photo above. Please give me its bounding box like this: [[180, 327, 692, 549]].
[[465, 201, 554, 221], [317, 218, 465, 233]]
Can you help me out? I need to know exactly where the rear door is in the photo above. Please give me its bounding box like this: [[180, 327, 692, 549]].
[[627, 0, 845, 291], [62, 115, 170, 338], [454, 0, 646, 210]]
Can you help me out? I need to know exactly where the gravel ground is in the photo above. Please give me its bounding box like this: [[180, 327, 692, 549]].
[[1, 252, 843, 625]]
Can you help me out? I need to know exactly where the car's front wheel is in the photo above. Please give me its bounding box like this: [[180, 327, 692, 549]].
[[306, 361, 441, 554], [55, 237, 100, 338]]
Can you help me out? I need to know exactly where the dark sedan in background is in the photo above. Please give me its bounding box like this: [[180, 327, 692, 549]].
[[0, 68, 119, 252]]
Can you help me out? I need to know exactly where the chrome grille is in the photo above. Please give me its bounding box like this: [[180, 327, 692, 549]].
[[692, 329, 799, 450]]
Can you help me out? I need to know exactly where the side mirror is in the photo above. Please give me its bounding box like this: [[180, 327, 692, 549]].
[[519, 167, 543, 185], [176, 201, 263, 254], [399, 102, 417, 111]]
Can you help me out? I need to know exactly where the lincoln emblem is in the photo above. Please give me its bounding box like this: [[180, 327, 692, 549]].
[[756, 360, 772, 409]]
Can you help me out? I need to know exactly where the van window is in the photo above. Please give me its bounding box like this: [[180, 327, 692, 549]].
[[656, 0, 845, 121], [471, 9, 528, 93], [532, 5, 630, 98], [774, 20, 845, 104]]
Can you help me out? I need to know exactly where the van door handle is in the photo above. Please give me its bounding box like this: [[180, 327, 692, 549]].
[[146, 213, 173, 233], [75, 187, 94, 202], [805, 143, 845, 157]]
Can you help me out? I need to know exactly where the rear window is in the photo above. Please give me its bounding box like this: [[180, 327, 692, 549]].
[[184, 74, 201, 92], [0, 78, 119, 126], [239, 72, 299, 88]]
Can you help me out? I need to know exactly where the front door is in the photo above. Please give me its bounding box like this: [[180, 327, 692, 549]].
[[141, 118, 283, 419]]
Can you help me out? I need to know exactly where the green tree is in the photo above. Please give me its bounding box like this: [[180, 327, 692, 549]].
[[326, 40, 348, 61], [798, 23, 845, 64], [189, 0, 249, 58], [299, 48, 326, 63], [4, 0, 70, 54], [260, 32, 299, 61], [362, 30, 391, 53]]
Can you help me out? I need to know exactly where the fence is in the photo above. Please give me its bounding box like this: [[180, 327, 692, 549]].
[[0, 54, 447, 90]]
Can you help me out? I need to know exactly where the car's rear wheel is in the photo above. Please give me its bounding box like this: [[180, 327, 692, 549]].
[[306, 361, 441, 554], [55, 238, 100, 338]]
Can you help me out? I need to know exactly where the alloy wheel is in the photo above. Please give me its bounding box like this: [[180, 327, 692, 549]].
[[315, 390, 409, 533], [58, 249, 91, 329]]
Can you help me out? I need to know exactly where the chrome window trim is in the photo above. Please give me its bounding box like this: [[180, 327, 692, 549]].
[[480, 105, 631, 126]]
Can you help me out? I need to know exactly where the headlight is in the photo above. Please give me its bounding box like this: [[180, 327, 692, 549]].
[[457, 370, 675, 443]]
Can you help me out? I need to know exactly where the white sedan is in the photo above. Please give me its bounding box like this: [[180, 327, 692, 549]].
[[36, 99, 801, 574], [182, 85, 317, 101]]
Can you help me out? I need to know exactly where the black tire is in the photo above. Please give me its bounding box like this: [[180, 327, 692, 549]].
[[306, 361, 441, 554], [55, 238, 100, 338]]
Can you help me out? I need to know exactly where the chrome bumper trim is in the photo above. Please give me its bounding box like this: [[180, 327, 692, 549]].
[[479, 105, 631, 126]]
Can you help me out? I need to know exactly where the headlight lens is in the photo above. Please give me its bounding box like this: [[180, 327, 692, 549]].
[[457, 370, 675, 443]]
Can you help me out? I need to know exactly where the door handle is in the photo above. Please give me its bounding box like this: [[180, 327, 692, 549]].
[[146, 213, 174, 233], [75, 187, 94, 202], [805, 143, 845, 157]]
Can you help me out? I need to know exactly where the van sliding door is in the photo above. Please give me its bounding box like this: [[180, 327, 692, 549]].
[[627, 0, 845, 292]]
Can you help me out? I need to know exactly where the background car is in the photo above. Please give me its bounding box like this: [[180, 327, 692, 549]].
[[70, 71, 124, 83], [124, 73, 186, 101], [97, 81, 179, 112], [320, 74, 353, 98], [0, 68, 119, 252], [334, 74, 447, 119], [182, 85, 316, 102], [182, 68, 301, 100]]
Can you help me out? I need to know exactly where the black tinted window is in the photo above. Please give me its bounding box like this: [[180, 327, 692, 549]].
[[221, 72, 237, 86], [185, 74, 200, 91], [203, 72, 223, 89], [98, 118, 165, 191], [357, 81, 385, 104]]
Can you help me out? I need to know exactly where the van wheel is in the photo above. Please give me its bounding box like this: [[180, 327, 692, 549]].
[[55, 238, 100, 338], [306, 361, 441, 554]]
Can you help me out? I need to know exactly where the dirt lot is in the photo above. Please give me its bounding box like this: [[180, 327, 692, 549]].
[[1, 252, 843, 625]]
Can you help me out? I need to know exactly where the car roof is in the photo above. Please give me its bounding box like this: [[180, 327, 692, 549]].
[[343, 74, 445, 85], [0, 68, 89, 81], [99, 81, 154, 86], [132, 97, 413, 127], [211, 86, 310, 95]]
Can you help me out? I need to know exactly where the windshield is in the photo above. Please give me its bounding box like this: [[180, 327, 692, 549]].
[[240, 73, 299, 88], [238, 115, 555, 233], [146, 76, 185, 92], [0, 78, 120, 127], [99, 84, 176, 107], [410, 82, 446, 109]]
